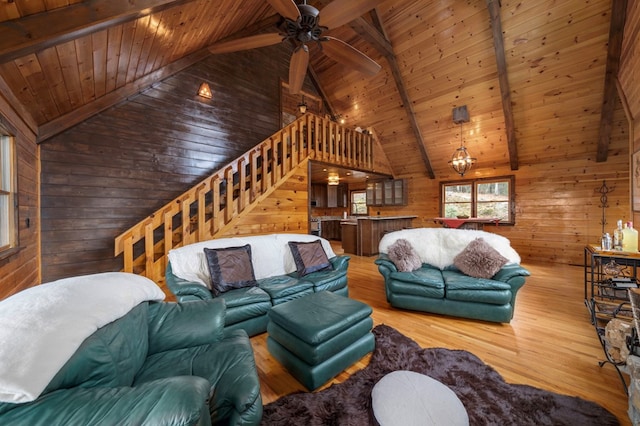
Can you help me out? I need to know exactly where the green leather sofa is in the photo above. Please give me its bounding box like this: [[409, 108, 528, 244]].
[[375, 228, 530, 323], [0, 298, 263, 425], [165, 234, 350, 337]]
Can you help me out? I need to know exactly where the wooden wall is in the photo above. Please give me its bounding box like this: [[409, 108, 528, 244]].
[[39, 43, 301, 282], [0, 89, 39, 299], [620, 1, 640, 227], [219, 160, 310, 237], [366, 92, 630, 266]]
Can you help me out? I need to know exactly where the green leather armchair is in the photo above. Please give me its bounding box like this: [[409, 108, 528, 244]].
[[0, 298, 263, 425]]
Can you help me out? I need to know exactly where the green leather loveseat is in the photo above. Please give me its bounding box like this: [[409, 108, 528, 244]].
[[0, 273, 262, 425], [165, 234, 350, 337], [375, 228, 530, 323]]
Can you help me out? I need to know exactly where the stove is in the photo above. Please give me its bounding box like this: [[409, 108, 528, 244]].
[[310, 218, 321, 236]]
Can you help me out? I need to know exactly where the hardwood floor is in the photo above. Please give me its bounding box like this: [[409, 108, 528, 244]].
[[250, 246, 631, 424]]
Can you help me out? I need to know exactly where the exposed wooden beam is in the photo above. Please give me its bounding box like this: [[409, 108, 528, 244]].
[[350, 16, 435, 179], [0, 74, 37, 136], [486, 0, 518, 171], [307, 66, 336, 118], [0, 0, 197, 64], [37, 47, 211, 143], [596, 0, 628, 162]]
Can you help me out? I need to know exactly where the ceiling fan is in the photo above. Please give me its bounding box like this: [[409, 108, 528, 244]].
[[209, 0, 384, 94]]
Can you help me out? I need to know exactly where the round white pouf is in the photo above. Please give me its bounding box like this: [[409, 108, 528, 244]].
[[371, 370, 469, 426]]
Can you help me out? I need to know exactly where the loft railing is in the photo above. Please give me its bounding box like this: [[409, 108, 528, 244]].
[[114, 113, 373, 283]]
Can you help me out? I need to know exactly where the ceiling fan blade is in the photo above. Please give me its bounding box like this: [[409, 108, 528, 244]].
[[267, 0, 301, 21], [322, 37, 382, 76], [289, 45, 309, 94], [209, 33, 283, 54], [320, 0, 385, 30]]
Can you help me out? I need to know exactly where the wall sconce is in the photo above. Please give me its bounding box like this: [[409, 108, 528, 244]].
[[197, 82, 212, 99], [298, 95, 307, 114], [448, 105, 476, 177], [327, 174, 340, 186]]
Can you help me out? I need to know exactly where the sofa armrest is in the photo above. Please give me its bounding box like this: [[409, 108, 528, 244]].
[[493, 264, 530, 283], [165, 263, 213, 302], [147, 299, 226, 354], [0, 377, 211, 425], [330, 255, 350, 271], [375, 254, 398, 275]]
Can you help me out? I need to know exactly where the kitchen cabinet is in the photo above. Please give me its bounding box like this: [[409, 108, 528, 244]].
[[320, 220, 342, 241], [327, 184, 347, 208], [310, 183, 327, 208], [366, 179, 407, 206]]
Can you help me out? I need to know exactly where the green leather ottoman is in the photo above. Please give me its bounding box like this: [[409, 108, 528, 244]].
[[267, 291, 374, 390]]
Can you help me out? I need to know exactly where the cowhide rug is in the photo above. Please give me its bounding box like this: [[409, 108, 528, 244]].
[[261, 324, 620, 425]]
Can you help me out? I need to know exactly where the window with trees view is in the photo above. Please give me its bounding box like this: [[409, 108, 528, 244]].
[[351, 190, 368, 215], [0, 130, 18, 258], [440, 176, 515, 224]]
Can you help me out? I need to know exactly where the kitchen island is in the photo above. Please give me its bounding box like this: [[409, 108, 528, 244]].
[[341, 216, 417, 256]]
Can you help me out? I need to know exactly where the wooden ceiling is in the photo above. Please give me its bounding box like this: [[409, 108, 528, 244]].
[[0, 0, 627, 180]]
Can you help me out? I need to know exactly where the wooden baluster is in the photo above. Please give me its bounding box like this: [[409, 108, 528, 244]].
[[339, 125, 345, 165], [323, 120, 329, 161], [211, 175, 220, 235], [196, 183, 207, 242], [261, 142, 270, 193], [123, 234, 133, 273], [282, 133, 290, 176], [163, 207, 173, 258], [144, 220, 154, 279], [250, 149, 259, 202], [181, 195, 191, 245], [299, 120, 307, 158], [238, 157, 246, 213], [225, 166, 234, 223], [291, 125, 299, 168], [358, 132, 364, 167], [307, 115, 315, 159]]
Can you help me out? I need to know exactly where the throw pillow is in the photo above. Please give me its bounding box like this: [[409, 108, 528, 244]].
[[453, 238, 508, 279], [387, 238, 422, 272], [288, 240, 334, 277], [204, 245, 257, 296]]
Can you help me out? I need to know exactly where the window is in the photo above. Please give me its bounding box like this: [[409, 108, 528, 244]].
[[440, 176, 515, 224], [351, 190, 368, 215], [0, 130, 18, 258]]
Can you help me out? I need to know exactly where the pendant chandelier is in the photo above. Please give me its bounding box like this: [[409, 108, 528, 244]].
[[448, 105, 475, 177]]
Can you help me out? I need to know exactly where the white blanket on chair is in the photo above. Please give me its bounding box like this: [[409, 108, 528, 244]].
[[0, 272, 165, 403]]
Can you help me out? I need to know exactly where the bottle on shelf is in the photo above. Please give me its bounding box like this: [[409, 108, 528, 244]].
[[613, 219, 624, 251], [622, 222, 639, 252]]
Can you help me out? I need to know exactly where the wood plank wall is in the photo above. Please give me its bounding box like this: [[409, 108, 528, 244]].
[[0, 89, 39, 299], [39, 43, 306, 282], [218, 160, 310, 237], [621, 2, 640, 228], [359, 93, 630, 266]]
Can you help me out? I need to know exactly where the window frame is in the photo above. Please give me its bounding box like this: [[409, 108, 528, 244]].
[[440, 175, 515, 225], [350, 189, 368, 216], [0, 124, 19, 260]]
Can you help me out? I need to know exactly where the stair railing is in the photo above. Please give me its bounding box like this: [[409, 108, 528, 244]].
[[114, 113, 373, 283]]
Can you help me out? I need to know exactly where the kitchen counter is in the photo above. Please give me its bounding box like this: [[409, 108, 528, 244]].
[[340, 215, 417, 256]]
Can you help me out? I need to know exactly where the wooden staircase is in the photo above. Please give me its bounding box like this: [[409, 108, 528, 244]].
[[114, 113, 375, 284]]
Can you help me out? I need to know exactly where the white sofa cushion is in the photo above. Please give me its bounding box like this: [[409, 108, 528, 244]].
[[379, 228, 520, 270], [168, 234, 336, 287]]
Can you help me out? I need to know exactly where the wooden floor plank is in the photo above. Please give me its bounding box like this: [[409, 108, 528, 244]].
[[250, 244, 631, 424]]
